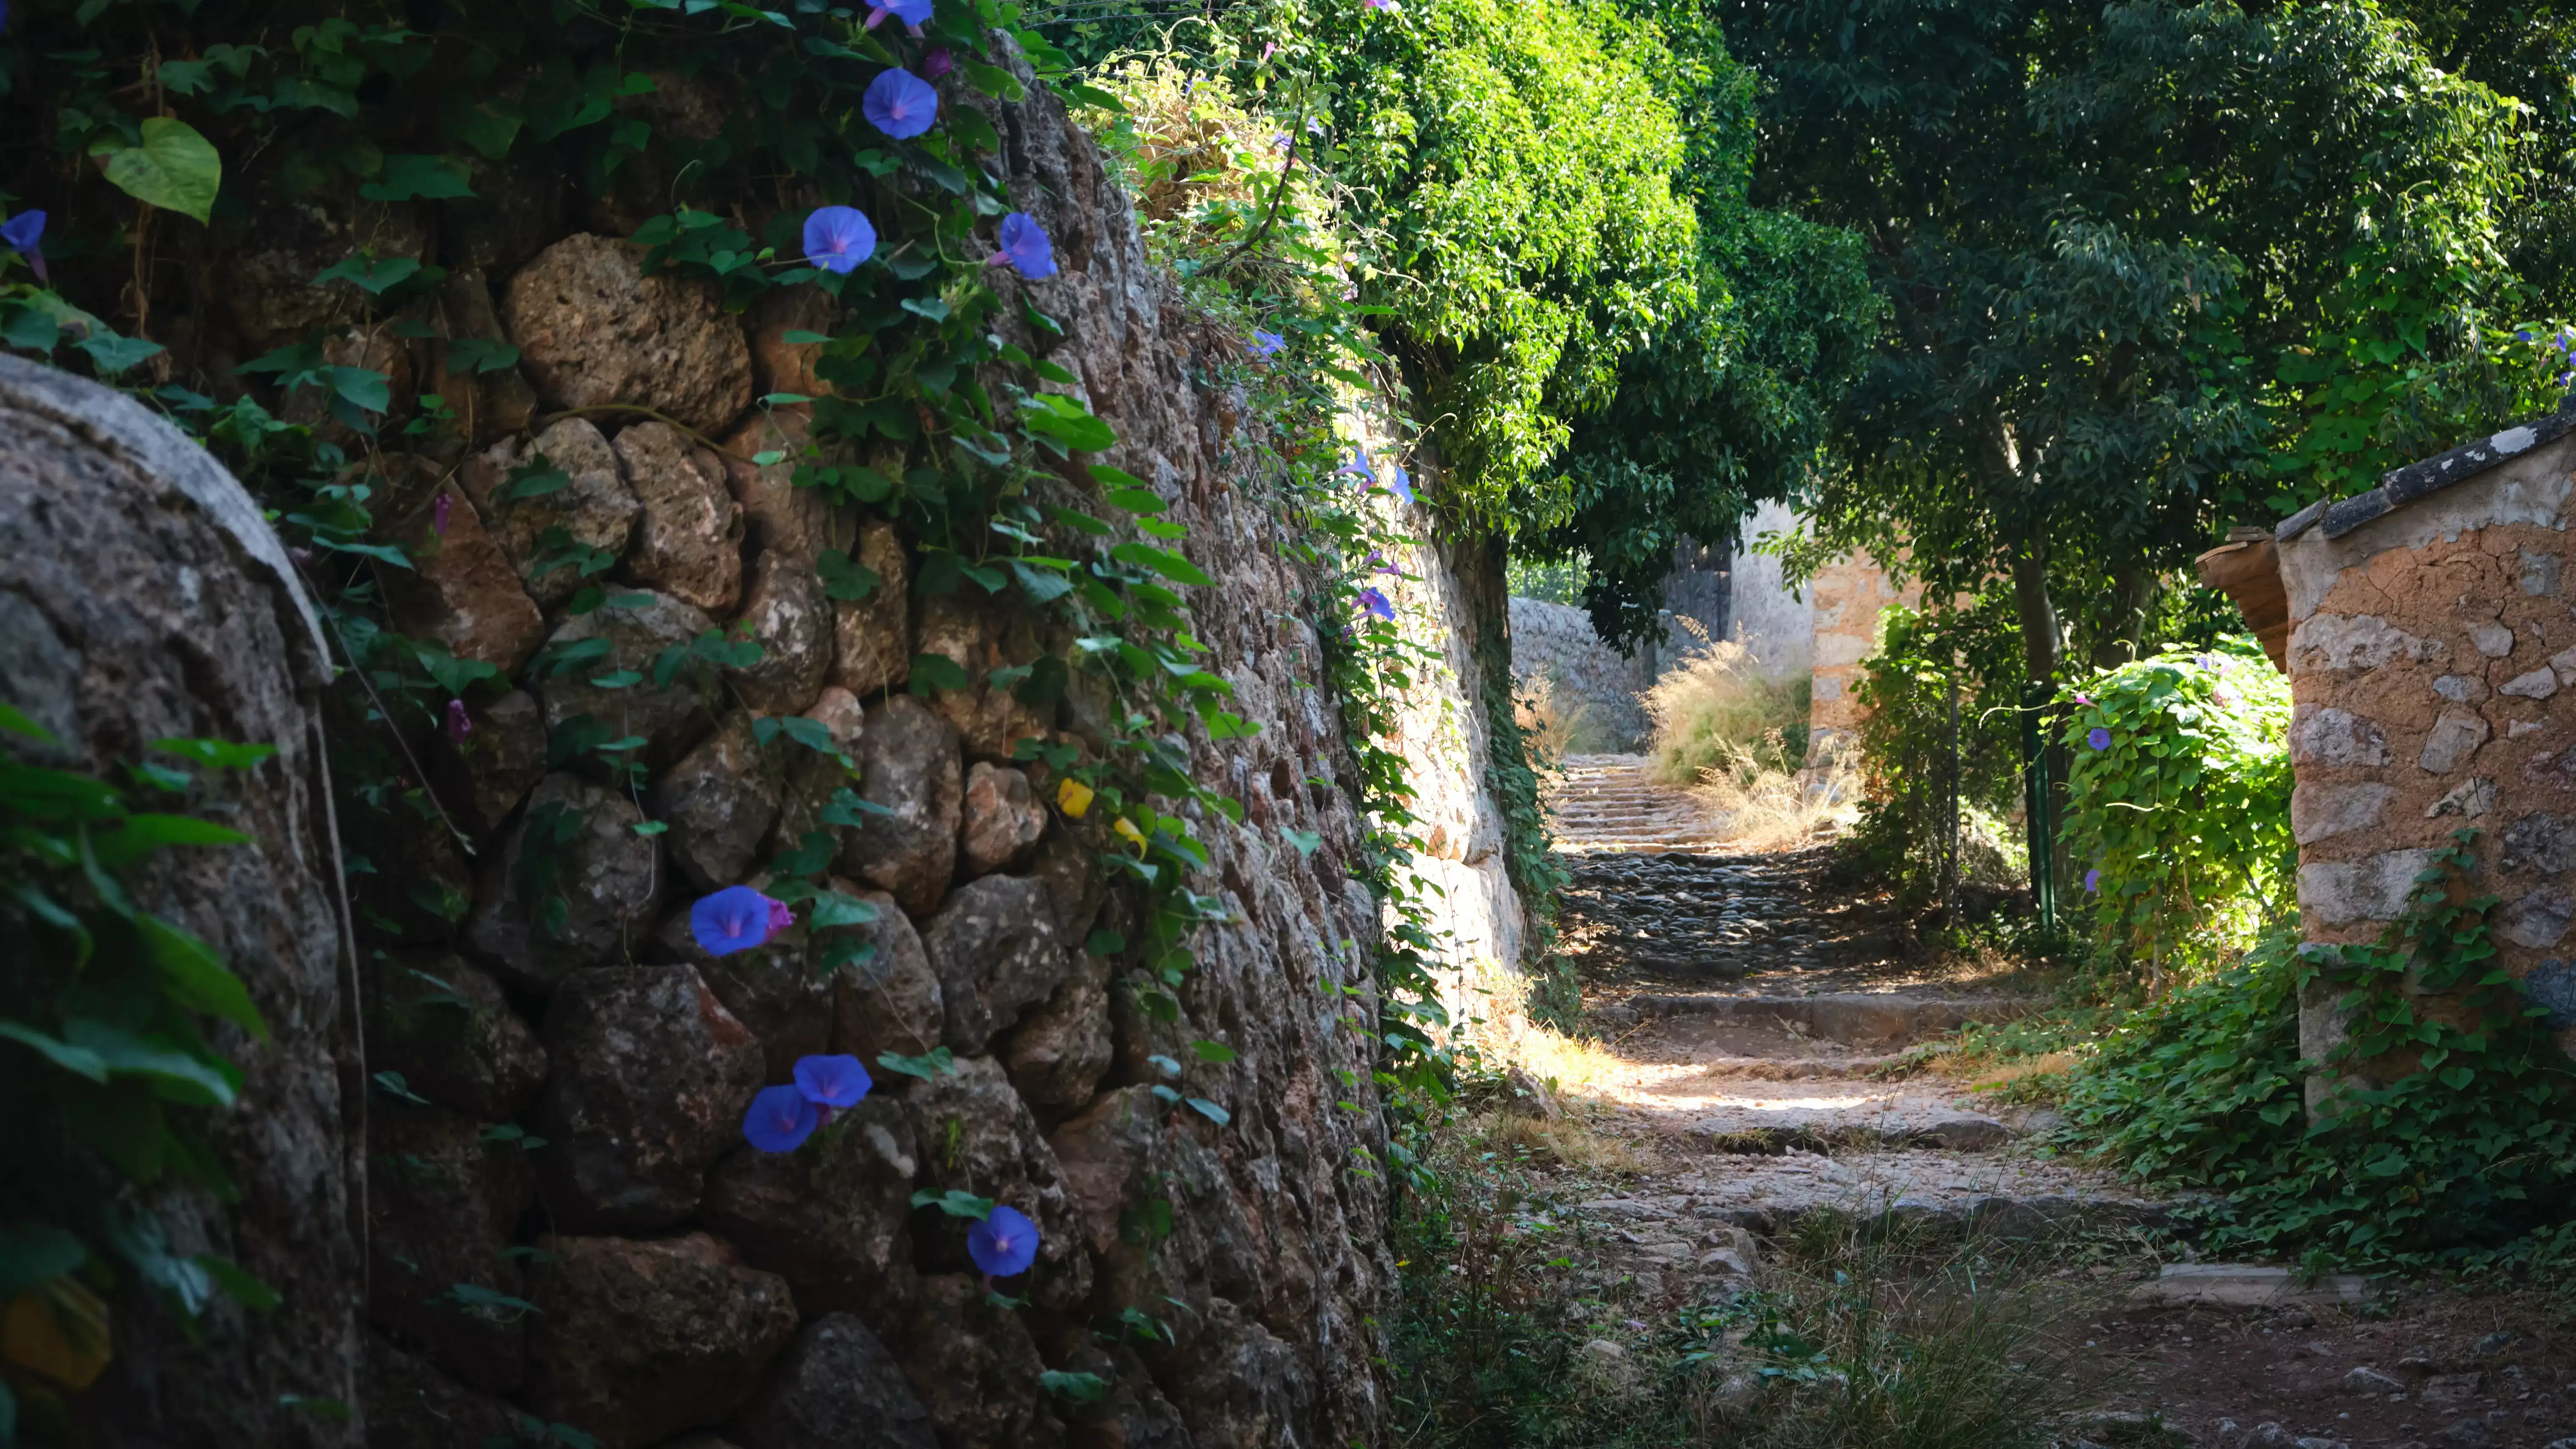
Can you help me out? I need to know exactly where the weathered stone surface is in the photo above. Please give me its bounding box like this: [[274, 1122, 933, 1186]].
[[2425, 776, 2497, 820], [747, 286, 842, 402], [1919, 1111, 2011, 1151], [728, 550, 833, 714], [2419, 711, 2492, 774], [2468, 619, 2516, 657], [916, 589, 1050, 758], [703, 1096, 918, 1315], [2290, 782, 2394, 845], [534, 591, 722, 772], [533, 964, 765, 1230], [2501, 666, 2559, 700], [2288, 613, 2440, 672], [828, 887, 945, 1065], [961, 760, 1048, 876], [465, 774, 664, 991], [2502, 812, 2576, 874], [2433, 673, 2486, 703], [1052, 1086, 1263, 1320], [1028, 822, 1108, 946], [501, 233, 755, 435], [613, 421, 745, 612], [2300, 849, 2443, 926], [836, 695, 962, 917], [219, 184, 426, 348], [923, 873, 1070, 1054], [904, 1056, 1091, 1306], [361, 948, 547, 1121], [652, 905, 832, 1081], [2499, 885, 2575, 948], [734, 1312, 937, 1449], [652, 713, 785, 891], [363, 1334, 523, 1449], [342, 786, 475, 947], [1056, 1343, 1193, 1449], [431, 689, 549, 837], [769, 686, 868, 852], [830, 518, 911, 696], [888, 1275, 1065, 1449], [722, 409, 831, 565], [380, 483, 547, 673], [435, 269, 543, 447], [461, 417, 641, 610], [2291, 705, 2389, 767], [521, 1233, 799, 1449], [1005, 950, 1112, 1116], [366, 1104, 537, 1393]]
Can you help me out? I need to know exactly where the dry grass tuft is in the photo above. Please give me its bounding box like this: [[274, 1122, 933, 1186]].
[[1640, 635, 1856, 850]]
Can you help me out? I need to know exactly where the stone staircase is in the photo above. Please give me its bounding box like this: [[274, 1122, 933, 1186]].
[[1543, 753, 1730, 852]]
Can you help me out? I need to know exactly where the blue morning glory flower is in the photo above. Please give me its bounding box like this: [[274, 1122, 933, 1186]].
[[743, 1084, 820, 1152], [3, 209, 47, 283], [1385, 460, 1415, 504], [1252, 329, 1285, 357], [803, 205, 877, 274], [2086, 727, 2110, 751], [1356, 587, 1394, 621], [2519, 329, 2535, 342], [1334, 448, 1375, 485], [864, 68, 939, 140], [990, 212, 1057, 280], [864, 0, 931, 32], [792, 1053, 873, 1109], [968, 1204, 1039, 1277], [692, 885, 783, 956], [2083, 868, 2101, 893]]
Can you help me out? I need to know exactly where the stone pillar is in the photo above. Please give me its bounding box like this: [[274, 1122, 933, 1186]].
[[1805, 547, 1920, 766]]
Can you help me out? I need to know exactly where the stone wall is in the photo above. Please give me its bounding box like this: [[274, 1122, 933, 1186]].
[[1506, 595, 1655, 750], [181, 52, 1474, 1449], [1727, 499, 1814, 682], [2274, 417, 2576, 1086], [1808, 546, 1920, 763]]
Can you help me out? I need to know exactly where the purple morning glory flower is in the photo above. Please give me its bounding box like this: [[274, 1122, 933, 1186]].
[[432, 490, 453, 536], [1356, 586, 1394, 621], [793, 1053, 872, 1109], [2086, 727, 2111, 751], [767, 896, 796, 935], [1365, 0, 1399, 10], [692, 885, 785, 956], [1334, 449, 1375, 485], [922, 47, 954, 79], [2072, 692, 2093, 706], [445, 699, 472, 744], [1385, 461, 1415, 504], [864, 68, 939, 140], [863, 0, 931, 32], [2, 209, 47, 283], [968, 1204, 1039, 1277], [2193, 653, 2219, 670], [2083, 868, 2101, 893], [803, 205, 877, 274], [1251, 329, 1285, 357], [743, 1084, 821, 1152], [989, 212, 1057, 280], [2519, 329, 2535, 342]]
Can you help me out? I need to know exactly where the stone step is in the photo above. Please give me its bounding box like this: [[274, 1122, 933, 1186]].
[[1626, 993, 2036, 1045]]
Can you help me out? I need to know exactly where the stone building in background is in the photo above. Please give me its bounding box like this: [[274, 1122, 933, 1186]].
[[1805, 548, 1920, 765], [2252, 407, 2576, 1090]]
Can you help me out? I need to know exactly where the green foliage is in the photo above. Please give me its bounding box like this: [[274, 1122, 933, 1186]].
[[1842, 603, 2028, 912], [2056, 640, 2293, 973], [2059, 838, 2576, 1265]]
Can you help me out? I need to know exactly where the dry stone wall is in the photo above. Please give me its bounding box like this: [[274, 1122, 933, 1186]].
[[2275, 423, 2576, 1083], [288, 57, 1500, 1449]]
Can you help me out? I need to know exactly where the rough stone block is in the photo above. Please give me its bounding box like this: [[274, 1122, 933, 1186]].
[[886, 1275, 1063, 1449], [2501, 666, 2559, 699], [361, 948, 548, 1121], [533, 964, 766, 1231], [903, 1055, 1090, 1306], [2291, 705, 2389, 767], [464, 774, 664, 991], [835, 694, 961, 917], [2468, 620, 2516, 657], [2502, 885, 2576, 948], [830, 519, 910, 697], [960, 760, 1047, 876], [727, 550, 833, 715], [430, 688, 549, 837], [502, 233, 754, 435], [733, 1312, 937, 1449], [922, 874, 1069, 1055], [2292, 782, 2394, 844], [1004, 950, 1113, 1116], [652, 906, 833, 1081], [2424, 776, 2496, 820], [366, 1104, 537, 1393], [380, 482, 546, 674], [521, 1232, 798, 1449], [2418, 711, 2491, 774], [613, 420, 744, 613], [460, 417, 640, 611], [2299, 849, 2441, 926], [828, 886, 945, 1066], [2288, 613, 2438, 672], [652, 713, 785, 892], [2502, 812, 2576, 874], [703, 1096, 918, 1317], [915, 590, 1049, 759], [535, 590, 723, 772]]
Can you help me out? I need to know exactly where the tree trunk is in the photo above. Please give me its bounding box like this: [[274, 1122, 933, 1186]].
[[2009, 541, 2061, 686], [0, 355, 364, 1448], [2091, 563, 2162, 672]]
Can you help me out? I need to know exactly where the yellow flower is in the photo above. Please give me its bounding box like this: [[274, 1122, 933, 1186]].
[[1055, 777, 1095, 819], [4, 1277, 112, 1391], [1113, 816, 1148, 855]]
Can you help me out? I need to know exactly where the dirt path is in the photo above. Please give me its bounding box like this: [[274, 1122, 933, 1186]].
[[1524, 769, 2576, 1449]]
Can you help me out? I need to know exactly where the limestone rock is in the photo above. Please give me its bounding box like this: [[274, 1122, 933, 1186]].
[[2502, 813, 2576, 874], [2503, 666, 2560, 699], [836, 695, 962, 917], [501, 233, 754, 435], [2290, 782, 2395, 845], [2424, 776, 2497, 820], [2418, 711, 2491, 774], [464, 774, 664, 992], [1920, 1111, 2011, 1151], [652, 713, 785, 892], [521, 1232, 798, 1449], [1052, 1085, 1263, 1315], [534, 591, 722, 772], [915, 589, 1050, 758], [922, 873, 1070, 1054], [734, 1312, 937, 1449], [769, 686, 868, 853], [1004, 950, 1113, 1116], [2299, 849, 2443, 928], [435, 269, 543, 447], [887, 1275, 1064, 1449], [830, 518, 911, 696], [904, 1056, 1091, 1306], [828, 887, 945, 1065], [380, 482, 546, 673], [722, 409, 830, 566], [1028, 823, 1108, 946], [219, 183, 426, 348], [653, 906, 832, 1081], [366, 1104, 537, 1393], [2501, 886, 2576, 948], [532, 964, 766, 1230], [1497, 1065, 1561, 1121], [747, 286, 841, 403], [361, 948, 547, 1121], [728, 550, 834, 714], [363, 1334, 523, 1449], [2290, 705, 2389, 768], [430, 689, 549, 837], [960, 760, 1048, 876], [460, 417, 640, 611], [2468, 620, 2516, 657], [613, 420, 744, 612], [703, 1096, 919, 1315]]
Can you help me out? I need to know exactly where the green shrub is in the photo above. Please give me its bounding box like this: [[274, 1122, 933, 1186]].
[[2056, 639, 2294, 977], [1842, 603, 2027, 910], [1643, 639, 1810, 785]]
